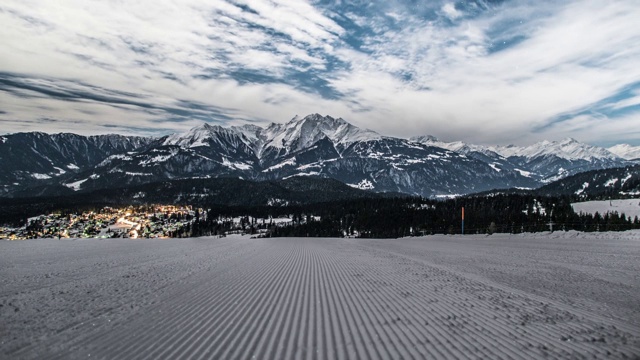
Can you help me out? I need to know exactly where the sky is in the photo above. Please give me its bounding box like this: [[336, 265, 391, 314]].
[[1, 0, 640, 147]]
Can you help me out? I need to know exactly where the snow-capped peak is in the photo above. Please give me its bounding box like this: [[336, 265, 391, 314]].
[[163, 123, 213, 148], [262, 113, 382, 152], [410, 135, 496, 156], [491, 138, 619, 161], [608, 144, 640, 160], [411, 135, 466, 152]]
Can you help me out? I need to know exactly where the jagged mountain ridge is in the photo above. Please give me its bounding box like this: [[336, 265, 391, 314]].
[[411, 135, 626, 183], [0, 114, 632, 198], [608, 144, 640, 161], [0, 132, 154, 193], [52, 114, 535, 197]]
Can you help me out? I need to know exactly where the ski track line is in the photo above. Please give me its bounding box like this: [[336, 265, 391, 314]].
[[360, 239, 640, 337], [317, 244, 383, 359], [250, 243, 308, 359], [111, 241, 282, 359], [6, 237, 640, 359], [331, 247, 508, 360], [4, 240, 236, 357], [39, 239, 261, 360], [329, 249, 430, 359], [350, 241, 639, 358], [364, 246, 620, 357]]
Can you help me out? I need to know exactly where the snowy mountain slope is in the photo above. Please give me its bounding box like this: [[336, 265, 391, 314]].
[[491, 138, 619, 161], [411, 136, 628, 183], [536, 165, 640, 198], [0, 114, 634, 198], [262, 114, 382, 152], [608, 144, 640, 161], [0, 132, 154, 194]]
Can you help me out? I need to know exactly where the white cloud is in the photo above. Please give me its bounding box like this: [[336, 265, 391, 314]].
[[326, 0, 640, 145], [441, 3, 462, 21], [0, 0, 639, 147]]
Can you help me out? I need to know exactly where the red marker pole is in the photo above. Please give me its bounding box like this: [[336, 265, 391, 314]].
[[461, 207, 465, 235]]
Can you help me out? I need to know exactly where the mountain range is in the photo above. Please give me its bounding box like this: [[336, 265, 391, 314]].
[[1, 114, 637, 198]]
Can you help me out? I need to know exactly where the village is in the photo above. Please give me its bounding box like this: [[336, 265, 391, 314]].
[[0, 205, 201, 240], [0, 205, 308, 240]]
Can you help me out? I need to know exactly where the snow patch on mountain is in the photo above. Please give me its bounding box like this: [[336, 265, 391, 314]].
[[545, 168, 570, 183], [575, 182, 589, 195], [65, 178, 88, 191], [31, 173, 52, 180], [99, 154, 133, 166], [53, 167, 67, 175], [264, 158, 297, 172], [348, 179, 375, 190], [283, 172, 321, 179], [604, 178, 619, 187], [222, 158, 252, 170]]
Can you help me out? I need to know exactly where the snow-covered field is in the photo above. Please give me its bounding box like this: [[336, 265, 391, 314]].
[[572, 199, 640, 218], [2, 232, 640, 359]]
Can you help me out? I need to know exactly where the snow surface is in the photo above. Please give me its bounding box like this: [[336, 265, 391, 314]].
[[572, 199, 640, 218], [2, 233, 639, 358], [66, 163, 80, 170]]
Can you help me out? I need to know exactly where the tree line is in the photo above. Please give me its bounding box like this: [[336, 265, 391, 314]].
[[186, 194, 640, 238]]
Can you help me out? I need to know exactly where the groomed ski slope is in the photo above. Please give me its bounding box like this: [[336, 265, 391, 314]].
[[1, 232, 639, 359], [572, 199, 640, 219]]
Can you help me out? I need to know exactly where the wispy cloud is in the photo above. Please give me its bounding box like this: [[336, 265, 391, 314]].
[[0, 0, 639, 146]]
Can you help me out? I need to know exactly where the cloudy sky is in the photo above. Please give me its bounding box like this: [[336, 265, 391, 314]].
[[1, 0, 639, 146]]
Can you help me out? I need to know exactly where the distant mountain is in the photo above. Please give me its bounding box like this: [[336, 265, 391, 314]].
[[0, 132, 154, 194], [45, 114, 534, 197], [535, 165, 640, 198], [608, 144, 640, 161], [411, 136, 626, 183], [0, 114, 633, 198]]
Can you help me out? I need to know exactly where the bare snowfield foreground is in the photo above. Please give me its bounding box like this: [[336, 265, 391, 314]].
[[1, 232, 639, 359]]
